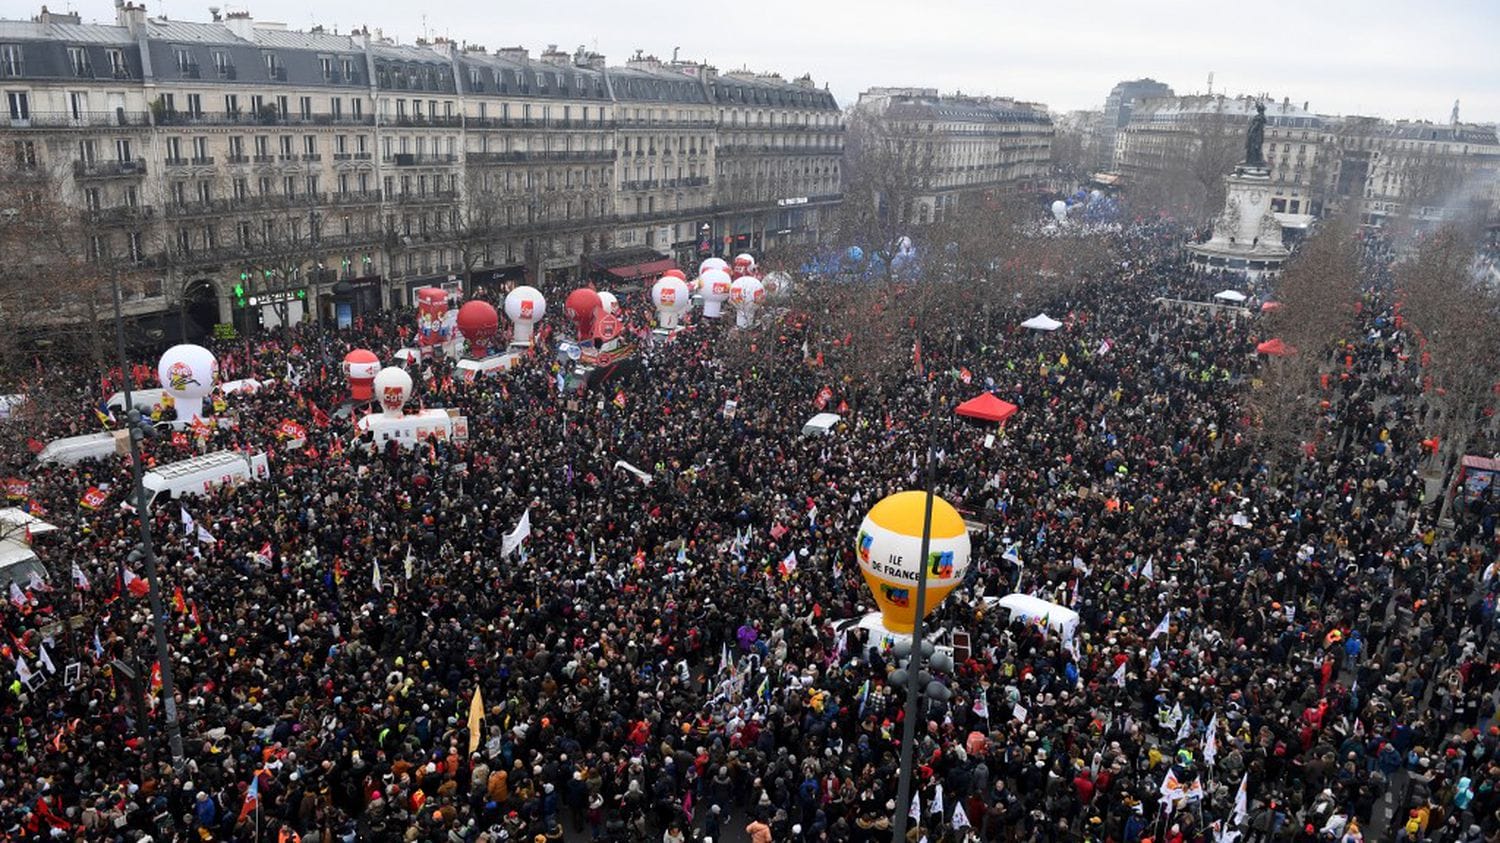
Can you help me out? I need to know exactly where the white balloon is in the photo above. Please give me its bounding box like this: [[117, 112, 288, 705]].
[[729, 277, 766, 329], [372, 367, 413, 418], [700, 257, 729, 276], [503, 286, 547, 346], [1051, 200, 1068, 223], [698, 269, 733, 318], [651, 277, 692, 329], [157, 344, 216, 420], [597, 291, 621, 318]]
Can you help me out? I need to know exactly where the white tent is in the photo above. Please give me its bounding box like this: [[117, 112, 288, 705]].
[[1212, 290, 1248, 303], [987, 593, 1080, 642], [1020, 313, 1062, 332], [0, 508, 57, 538]]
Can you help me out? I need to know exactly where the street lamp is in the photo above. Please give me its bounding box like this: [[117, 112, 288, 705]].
[[890, 376, 951, 841], [111, 279, 187, 775]]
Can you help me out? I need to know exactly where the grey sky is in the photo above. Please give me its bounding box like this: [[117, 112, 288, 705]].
[[110, 0, 1499, 123]]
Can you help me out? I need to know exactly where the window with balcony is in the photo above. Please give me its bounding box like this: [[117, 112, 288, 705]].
[[299, 96, 312, 119], [12, 139, 35, 168], [331, 97, 343, 119], [233, 178, 247, 200], [196, 181, 211, 203], [276, 95, 289, 118], [7, 91, 30, 122]]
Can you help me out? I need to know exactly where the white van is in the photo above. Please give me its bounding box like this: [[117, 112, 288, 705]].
[[36, 431, 128, 465], [354, 409, 469, 450], [106, 389, 171, 414], [801, 412, 842, 437], [141, 450, 270, 507]]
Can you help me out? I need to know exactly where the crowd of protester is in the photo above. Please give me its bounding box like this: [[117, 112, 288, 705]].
[[0, 220, 1494, 843]]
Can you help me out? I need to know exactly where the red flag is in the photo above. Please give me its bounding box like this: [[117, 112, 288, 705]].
[[170, 431, 189, 447], [960, 367, 973, 385], [836, 400, 849, 414], [149, 660, 162, 692], [122, 568, 149, 598], [172, 585, 187, 614], [813, 386, 833, 411], [79, 487, 108, 509], [309, 401, 331, 428], [25, 438, 44, 455], [913, 337, 924, 377]]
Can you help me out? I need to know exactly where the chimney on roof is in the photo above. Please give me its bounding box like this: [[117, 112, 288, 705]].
[[497, 46, 529, 62], [35, 5, 83, 24], [223, 9, 254, 40], [540, 44, 570, 66], [793, 74, 815, 89], [116, 1, 147, 34]]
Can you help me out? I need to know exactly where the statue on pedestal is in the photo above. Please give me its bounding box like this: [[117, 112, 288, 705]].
[[1244, 102, 1266, 168]]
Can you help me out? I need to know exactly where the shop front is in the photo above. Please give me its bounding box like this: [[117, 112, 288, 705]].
[[328, 276, 383, 328]]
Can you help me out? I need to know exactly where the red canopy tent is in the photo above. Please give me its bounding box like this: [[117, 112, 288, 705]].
[[955, 392, 1019, 425], [1256, 338, 1296, 357]]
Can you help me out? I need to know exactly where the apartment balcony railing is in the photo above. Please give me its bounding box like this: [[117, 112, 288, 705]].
[[390, 153, 459, 166], [85, 205, 155, 225], [156, 111, 375, 127], [616, 116, 717, 129], [226, 154, 250, 165], [466, 149, 617, 164], [327, 189, 384, 205], [73, 158, 148, 179], [388, 115, 464, 129], [463, 116, 616, 131], [8, 110, 152, 129]]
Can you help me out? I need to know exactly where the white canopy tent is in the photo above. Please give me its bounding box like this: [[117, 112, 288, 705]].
[[1020, 313, 1062, 332], [1212, 290, 1248, 303], [987, 593, 1080, 642], [0, 508, 56, 588]]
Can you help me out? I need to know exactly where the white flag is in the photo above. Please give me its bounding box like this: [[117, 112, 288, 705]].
[[501, 508, 532, 558], [180, 507, 194, 531], [1176, 709, 1192, 743], [404, 544, 416, 580], [1140, 558, 1154, 580], [930, 783, 944, 817], [1231, 773, 1249, 826], [973, 692, 989, 720], [8, 581, 27, 608], [71, 562, 90, 590], [1150, 611, 1170, 640], [908, 791, 921, 822], [14, 655, 32, 683], [372, 558, 382, 592], [1111, 661, 1127, 687], [195, 523, 215, 544], [1203, 713, 1219, 768], [37, 641, 56, 674], [952, 802, 971, 830]]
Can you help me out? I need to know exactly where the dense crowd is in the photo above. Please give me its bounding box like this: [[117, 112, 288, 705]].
[[0, 220, 1495, 843]]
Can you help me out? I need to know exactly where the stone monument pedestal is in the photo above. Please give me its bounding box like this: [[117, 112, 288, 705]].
[[1187, 164, 1290, 280]]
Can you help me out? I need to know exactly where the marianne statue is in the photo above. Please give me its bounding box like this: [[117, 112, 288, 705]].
[[1245, 102, 1266, 167]]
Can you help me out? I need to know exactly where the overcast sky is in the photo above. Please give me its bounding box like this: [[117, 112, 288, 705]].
[[119, 0, 1499, 123]]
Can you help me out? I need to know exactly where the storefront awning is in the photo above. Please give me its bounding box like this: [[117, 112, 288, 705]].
[[606, 258, 679, 280]]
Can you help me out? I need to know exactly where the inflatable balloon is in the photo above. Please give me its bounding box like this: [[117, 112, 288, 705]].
[[597, 291, 622, 318], [762, 271, 793, 300], [700, 257, 728, 276], [729, 276, 766, 329], [699, 269, 733, 319], [564, 288, 603, 340], [502, 286, 546, 346], [1051, 200, 1068, 223], [650, 277, 691, 329], [855, 491, 971, 634], [372, 366, 413, 419], [662, 268, 687, 282], [732, 253, 756, 278], [341, 349, 380, 401], [456, 300, 500, 356], [157, 344, 216, 420], [415, 287, 450, 349]]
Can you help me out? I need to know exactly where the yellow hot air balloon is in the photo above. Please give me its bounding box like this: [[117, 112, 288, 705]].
[[855, 491, 971, 634]]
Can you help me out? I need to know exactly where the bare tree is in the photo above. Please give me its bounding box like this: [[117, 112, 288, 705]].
[[240, 210, 322, 331], [835, 108, 934, 279], [1397, 221, 1500, 522]]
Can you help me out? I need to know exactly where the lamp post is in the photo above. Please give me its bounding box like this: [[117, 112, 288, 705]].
[[890, 374, 953, 840], [111, 279, 187, 775]]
